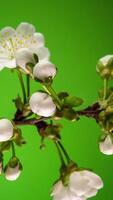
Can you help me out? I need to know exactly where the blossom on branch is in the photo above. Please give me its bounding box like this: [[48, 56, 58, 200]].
[[0, 22, 50, 73], [29, 92, 56, 117]]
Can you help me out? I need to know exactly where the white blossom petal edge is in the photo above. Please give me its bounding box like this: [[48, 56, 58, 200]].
[[0, 119, 13, 142], [51, 170, 103, 200], [29, 92, 56, 117], [99, 135, 113, 155]]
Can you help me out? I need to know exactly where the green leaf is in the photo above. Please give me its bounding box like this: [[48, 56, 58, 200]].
[[8, 157, 19, 168], [22, 103, 32, 117], [63, 96, 83, 107]]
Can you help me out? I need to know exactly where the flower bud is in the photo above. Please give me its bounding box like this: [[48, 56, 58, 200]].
[[0, 119, 13, 142], [4, 157, 22, 181], [96, 55, 113, 79], [33, 61, 57, 82], [29, 92, 56, 117], [99, 134, 113, 155]]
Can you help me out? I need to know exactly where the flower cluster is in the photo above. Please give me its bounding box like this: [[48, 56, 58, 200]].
[[0, 22, 112, 199]]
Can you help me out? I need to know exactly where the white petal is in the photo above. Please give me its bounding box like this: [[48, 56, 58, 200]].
[[0, 119, 13, 142], [33, 32, 45, 47], [100, 55, 113, 66], [51, 181, 86, 200], [16, 48, 35, 72], [5, 165, 21, 181], [31, 46, 50, 62], [84, 188, 97, 198], [0, 27, 15, 41], [99, 135, 113, 155], [83, 170, 103, 189], [69, 192, 86, 200], [0, 57, 16, 69], [29, 92, 56, 117], [69, 171, 90, 196], [51, 181, 64, 196], [33, 61, 57, 81], [51, 181, 69, 200], [16, 22, 35, 35]]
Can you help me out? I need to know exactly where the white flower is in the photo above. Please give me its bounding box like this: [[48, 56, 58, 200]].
[[5, 164, 21, 181], [0, 22, 50, 72], [33, 61, 57, 81], [29, 92, 56, 117], [0, 119, 13, 142], [99, 135, 113, 155], [51, 170, 103, 200]]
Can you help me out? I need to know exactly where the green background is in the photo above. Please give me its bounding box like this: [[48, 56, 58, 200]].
[[0, 0, 113, 199]]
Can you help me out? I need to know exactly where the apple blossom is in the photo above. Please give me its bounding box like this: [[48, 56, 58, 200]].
[[0, 119, 13, 142], [33, 61, 57, 82], [29, 92, 56, 117], [51, 170, 103, 200], [0, 22, 50, 72], [99, 134, 113, 155]]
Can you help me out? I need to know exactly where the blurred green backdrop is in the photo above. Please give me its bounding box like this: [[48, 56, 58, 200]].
[[0, 0, 113, 199]]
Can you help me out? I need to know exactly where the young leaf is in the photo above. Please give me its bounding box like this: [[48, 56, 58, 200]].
[[63, 96, 83, 107]]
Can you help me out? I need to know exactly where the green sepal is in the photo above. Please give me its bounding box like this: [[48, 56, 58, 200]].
[[60, 161, 78, 186], [22, 103, 32, 117], [13, 128, 26, 146], [8, 157, 19, 168], [45, 124, 62, 140], [0, 141, 11, 152], [4, 157, 23, 171], [99, 133, 107, 142]]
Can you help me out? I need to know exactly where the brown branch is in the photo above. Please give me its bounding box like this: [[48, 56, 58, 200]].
[[13, 102, 102, 127], [13, 117, 48, 126], [77, 102, 102, 122]]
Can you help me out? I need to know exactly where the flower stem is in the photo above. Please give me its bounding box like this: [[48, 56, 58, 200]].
[[103, 78, 108, 100], [54, 141, 66, 167], [26, 74, 30, 99], [43, 85, 62, 110], [17, 70, 27, 104], [58, 141, 71, 164], [11, 142, 16, 157]]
